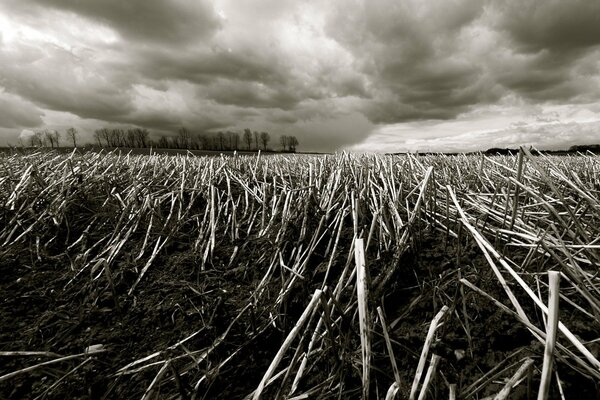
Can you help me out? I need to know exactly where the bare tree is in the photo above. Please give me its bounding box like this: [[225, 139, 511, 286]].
[[225, 131, 232, 150], [217, 131, 225, 150], [107, 129, 118, 146], [134, 128, 150, 148], [66, 127, 78, 147], [45, 130, 61, 147], [288, 136, 299, 152], [280, 135, 288, 151], [125, 129, 137, 147], [43, 130, 61, 148], [243, 128, 253, 150], [41, 131, 49, 147], [94, 129, 102, 146], [157, 135, 169, 148], [45, 130, 56, 148], [93, 130, 102, 146], [31, 131, 44, 147], [260, 131, 270, 150], [54, 130, 61, 147], [253, 131, 260, 150], [189, 133, 200, 150], [229, 131, 240, 150], [177, 127, 191, 149], [112, 129, 125, 147], [106, 129, 115, 146], [100, 129, 111, 146], [199, 134, 211, 150]]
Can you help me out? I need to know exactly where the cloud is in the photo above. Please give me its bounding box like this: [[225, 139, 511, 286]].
[[12, 0, 221, 46], [0, 42, 135, 121], [326, 0, 600, 125], [326, 0, 494, 124], [483, 1, 600, 103], [0, 91, 44, 129], [133, 47, 288, 85], [495, 0, 600, 53], [0, 0, 599, 151]]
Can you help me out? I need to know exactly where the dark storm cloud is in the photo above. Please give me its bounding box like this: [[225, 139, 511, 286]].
[[326, 0, 600, 124], [267, 112, 299, 124], [492, 51, 598, 102], [0, 44, 135, 121], [133, 47, 287, 85], [24, 0, 221, 45], [0, 92, 44, 129], [205, 80, 302, 109], [489, 0, 600, 102], [496, 0, 600, 53], [326, 0, 495, 124]]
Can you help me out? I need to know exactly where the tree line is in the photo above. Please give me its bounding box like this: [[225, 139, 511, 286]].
[[21, 127, 300, 152], [22, 128, 79, 148], [151, 128, 299, 152]]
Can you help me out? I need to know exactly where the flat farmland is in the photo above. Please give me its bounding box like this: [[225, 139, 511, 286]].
[[1, 150, 599, 399]]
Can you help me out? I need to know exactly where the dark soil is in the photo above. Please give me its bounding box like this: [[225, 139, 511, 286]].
[[2, 230, 598, 399]]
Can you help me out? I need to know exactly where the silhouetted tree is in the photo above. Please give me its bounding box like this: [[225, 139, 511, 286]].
[[217, 131, 225, 150], [229, 131, 240, 150], [177, 127, 191, 149], [288, 136, 299, 152], [157, 135, 169, 148], [117, 129, 126, 147], [95, 128, 110, 147], [31, 132, 43, 147], [197, 134, 209, 150], [280, 135, 288, 151], [106, 129, 116, 146], [107, 129, 122, 147], [45, 130, 58, 148], [53, 130, 61, 147], [188, 133, 200, 150], [243, 129, 252, 150], [44, 130, 53, 147], [101, 128, 111, 146], [260, 131, 270, 150], [125, 129, 136, 147], [135, 128, 150, 148], [93, 130, 102, 146], [66, 127, 78, 147], [253, 131, 260, 150]]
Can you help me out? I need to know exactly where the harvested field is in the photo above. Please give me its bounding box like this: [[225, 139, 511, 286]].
[[1, 149, 599, 399]]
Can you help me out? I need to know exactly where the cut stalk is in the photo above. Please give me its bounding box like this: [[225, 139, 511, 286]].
[[252, 289, 322, 400], [377, 306, 401, 386], [494, 358, 534, 400], [409, 305, 448, 400], [355, 238, 372, 399], [385, 382, 399, 400], [417, 354, 440, 400], [538, 271, 560, 400]]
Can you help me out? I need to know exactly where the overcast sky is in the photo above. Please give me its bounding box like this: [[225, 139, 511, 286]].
[[1, 0, 600, 152]]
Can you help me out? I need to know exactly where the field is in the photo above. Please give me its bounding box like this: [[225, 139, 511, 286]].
[[1, 149, 599, 399]]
